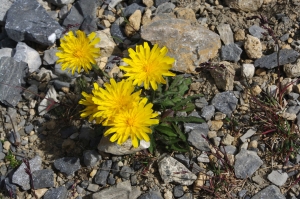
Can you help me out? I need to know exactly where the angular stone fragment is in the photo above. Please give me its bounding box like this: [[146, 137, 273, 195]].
[[53, 157, 81, 176], [186, 123, 210, 151], [251, 185, 285, 199], [92, 180, 132, 199], [38, 86, 59, 116], [220, 43, 243, 62], [267, 170, 288, 186], [284, 58, 300, 78], [211, 91, 238, 116], [44, 186, 68, 199], [141, 18, 221, 73], [254, 49, 299, 69], [225, 0, 263, 12], [32, 169, 54, 189], [216, 24, 234, 45], [244, 35, 262, 59], [209, 61, 235, 90], [0, 57, 28, 107], [5, 0, 64, 46], [158, 154, 197, 185]]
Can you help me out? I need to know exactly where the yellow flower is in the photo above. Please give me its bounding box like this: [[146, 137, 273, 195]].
[[79, 78, 141, 125], [56, 30, 100, 74], [104, 98, 159, 148], [120, 42, 176, 90]]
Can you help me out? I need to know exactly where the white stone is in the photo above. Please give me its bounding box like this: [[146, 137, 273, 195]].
[[241, 64, 255, 79], [284, 59, 300, 78], [267, 170, 288, 186], [108, 0, 122, 10], [244, 35, 262, 59], [0, 48, 13, 59], [38, 86, 59, 116], [240, 128, 256, 143], [95, 29, 122, 57]]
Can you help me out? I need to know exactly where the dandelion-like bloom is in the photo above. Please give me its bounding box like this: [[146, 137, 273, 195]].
[[56, 30, 100, 74], [104, 98, 159, 147], [79, 79, 141, 125], [120, 42, 176, 90]]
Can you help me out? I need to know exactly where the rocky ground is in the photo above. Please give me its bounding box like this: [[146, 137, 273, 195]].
[[0, 0, 300, 198]]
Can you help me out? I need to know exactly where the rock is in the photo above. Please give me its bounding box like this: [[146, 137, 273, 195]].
[[32, 169, 54, 189], [158, 155, 197, 185], [251, 185, 285, 199], [155, 2, 175, 14], [0, 0, 14, 24], [209, 61, 235, 90], [197, 153, 210, 163], [195, 97, 208, 108], [87, 183, 99, 192], [284, 58, 300, 78], [154, 0, 168, 7], [252, 175, 265, 185], [244, 35, 262, 59], [234, 29, 245, 41], [174, 8, 197, 22], [13, 42, 41, 73], [38, 86, 59, 116], [254, 49, 299, 69], [43, 186, 68, 199], [240, 128, 256, 143], [94, 160, 112, 186], [216, 24, 234, 45], [120, 166, 134, 180], [0, 48, 13, 59], [234, 149, 263, 179], [43, 48, 59, 65], [124, 10, 141, 37], [211, 91, 238, 116], [123, 3, 145, 17], [108, 0, 122, 9], [249, 25, 267, 39], [0, 57, 28, 107], [200, 105, 215, 121], [186, 123, 210, 151], [92, 180, 133, 199], [141, 8, 152, 25], [47, 0, 75, 6], [222, 134, 234, 145], [241, 64, 255, 79], [53, 157, 81, 176], [12, 156, 42, 190], [59, 126, 77, 139], [224, 0, 263, 11], [143, 0, 153, 7], [221, 145, 237, 155], [5, 0, 63, 46], [178, 193, 193, 199], [173, 185, 184, 198], [220, 43, 243, 62], [98, 136, 150, 155], [208, 120, 223, 131], [141, 18, 221, 73], [110, 18, 127, 44], [35, 188, 48, 198], [83, 150, 102, 167]]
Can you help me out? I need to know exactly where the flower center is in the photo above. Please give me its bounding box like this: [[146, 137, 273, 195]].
[[73, 50, 84, 58], [126, 118, 135, 127]]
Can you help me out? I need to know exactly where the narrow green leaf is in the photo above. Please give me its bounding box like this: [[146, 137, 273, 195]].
[[155, 125, 177, 137], [172, 123, 187, 141], [162, 116, 205, 123]]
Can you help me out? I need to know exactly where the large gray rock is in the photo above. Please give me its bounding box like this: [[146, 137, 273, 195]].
[[94, 160, 112, 186], [13, 42, 41, 72], [0, 57, 28, 107], [53, 157, 81, 176], [234, 149, 263, 179], [0, 48, 13, 59], [5, 0, 64, 46], [158, 154, 197, 185], [0, 0, 14, 24], [251, 185, 285, 199], [141, 18, 221, 73], [32, 169, 54, 189], [211, 91, 238, 116], [12, 156, 42, 190]]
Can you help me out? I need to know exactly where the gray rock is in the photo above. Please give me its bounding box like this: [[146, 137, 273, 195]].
[[54, 63, 79, 79], [217, 24, 234, 45], [251, 185, 285, 199], [174, 154, 190, 167], [108, 0, 122, 9], [0, 57, 28, 107], [110, 19, 127, 44], [220, 145, 237, 155], [53, 157, 81, 176], [186, 123, 210, 151], [5, 0, 63, 46], [0, 141, 2, 152], [107, 174, 116, 185], [0, 48, 13, 59], [83, 150, 102, 167], [92, 180, 132, 199], [141, 18, 221, 73], [8, 130, 20, 146], [87, 183, 99, 192], [47, 0, 75, 6], [138, 191, 163, 199], [197, 153, 210, 163], [44, 186, 68, 199], [234, 149, 263, 179], [0, 0, 14, 24], [53, 80, 70, 90], [178, 193, 193, 199], [280, 33, 289, 42], [13, 42, 41, 72], [59, 126, 78, 139], [12, 155, 42, 190], [248, 25, 267, 39], [220, 43, 243, 62], [154, 0, 168, 7], [43, 48, 59, 65], [240, 128, 256, 143], [286, 105, 300, 115], [158, 154, 197, 185], [22, 84, 38, 100], [32, 169, 54, 189], [254, 49, 299, 69], [123, 3, 145, 17], [5, 178, 18, 197], [0, 152, 5, 160], [155, 2, 175, 14], [95, 160, 112, 186], [120, 166, 134, 180], [195, 97, 208, 108], [211, 91, 238, 116], [267, 170, 289, 186], [173, 185, 184, 198], [201, 105, 215, 121]]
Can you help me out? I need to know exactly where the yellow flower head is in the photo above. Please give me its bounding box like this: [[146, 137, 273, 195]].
[[79, 78, 141, 125], [120, 42, 176, 90], [104, 98, 159, 148], [56, 30, 100, 74]]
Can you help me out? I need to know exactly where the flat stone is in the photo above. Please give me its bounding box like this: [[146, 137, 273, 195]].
[[216, 24, 234, 45], [224, 0, 263, 11], [95, 29, 121, 57], [155, 2, 175, 14], [186, 123, 210, 151], [210, 61, 235, 91], [32, 169, 54, 189], [0, 48, 13, 59], [83, 150, 102, 167], [154, 0, 168, 7], [120, 166, 134, 180], [87, 183, 99, 192], [222, 134, 234, 145], [220, 43, 243, 62], [5, 0, 63, 46], [92, 180, 132, 199], [141, 18, 221, 73], [0, 57, 28, 107], [254, 49, 299, 69], [220, 145, 237, 155], [13, 42, 41, 73], [252, 175, 265, 185], [53, 157, 81, 176], [248, 25, 267, 39], [12, 155, 42, 190], [94, 160, 112, 186], [123, 3, 145, 17], [43, 186, 68, 199], [251, 185, 285, 199], [234, 149, 263, 179], [267, 170, 289, 186], [158, 154, 197, 185], [43, 48, 59, 65], [211, 91, 238, 116], [38, 86, 59, 115], [138, 191, 163, 199], [240, 128, 256, 143]]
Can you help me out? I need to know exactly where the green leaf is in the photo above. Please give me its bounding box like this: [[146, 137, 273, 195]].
[[162, 116, 205, 123], [148, 133, 155, 154], [180, 103, 195, 112], [161, 99, 175, 107], [172, 123, 187, 141], [155, 125, 177, 137]]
